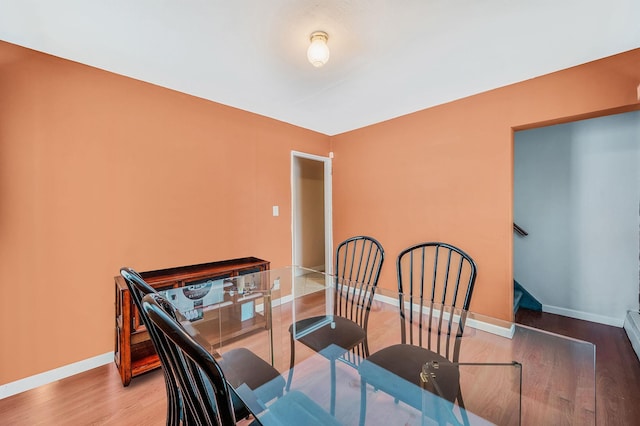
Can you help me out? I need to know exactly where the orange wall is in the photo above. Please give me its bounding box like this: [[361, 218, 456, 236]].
[[331, 48, 640, 321], [1, 39, 639, 386], [0, 41, 330, 384]]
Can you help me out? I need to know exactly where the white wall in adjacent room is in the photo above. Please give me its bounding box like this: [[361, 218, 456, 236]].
[[514, 111, 640, 326]]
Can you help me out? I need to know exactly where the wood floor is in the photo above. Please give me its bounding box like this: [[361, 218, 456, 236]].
[[1, 305, 639, 425], [515, 308, 640, 426]]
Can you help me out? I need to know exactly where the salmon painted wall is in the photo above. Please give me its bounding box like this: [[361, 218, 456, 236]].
[[331, 49, 640, 321], [0, 41, 330, 385]]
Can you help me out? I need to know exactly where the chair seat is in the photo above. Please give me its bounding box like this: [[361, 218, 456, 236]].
[[219, 348, 286, 406], [201, 374, 254, 421], [359, 344, 460, 409], [290, 316, 366, 357], [202, 348, 283, 421]]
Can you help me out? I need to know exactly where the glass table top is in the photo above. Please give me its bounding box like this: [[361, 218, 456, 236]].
[[159, 266, 595, 425]]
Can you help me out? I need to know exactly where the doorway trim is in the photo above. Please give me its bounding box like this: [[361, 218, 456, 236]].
[[291, 151, 333, 275]]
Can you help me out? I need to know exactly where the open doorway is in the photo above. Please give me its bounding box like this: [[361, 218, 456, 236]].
[[513, 110, 639, 326], [291, 151, 333, 280]]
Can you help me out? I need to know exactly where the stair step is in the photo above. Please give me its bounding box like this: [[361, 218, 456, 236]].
[[513, 289, 523, 313], [513, 280, 543, 312]]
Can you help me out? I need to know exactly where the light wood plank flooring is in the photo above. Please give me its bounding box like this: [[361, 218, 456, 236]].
[[1, 300, 639, 425], [516, 308, 640, 425]]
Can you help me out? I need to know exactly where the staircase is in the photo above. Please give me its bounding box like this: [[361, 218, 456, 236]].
[[513, 280, 542, 314], [513, 287, 523, 313], [512, 222, 542, 314]]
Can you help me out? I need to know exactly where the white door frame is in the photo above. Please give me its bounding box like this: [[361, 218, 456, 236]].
[[290, 151, 333, 275]]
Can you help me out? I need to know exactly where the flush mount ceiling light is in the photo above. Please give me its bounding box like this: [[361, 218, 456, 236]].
[[307, 31, 330, 67]]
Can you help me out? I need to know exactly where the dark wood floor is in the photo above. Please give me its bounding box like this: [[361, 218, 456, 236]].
[[515, 308, 640, 425], [1, 308, 638, 425]]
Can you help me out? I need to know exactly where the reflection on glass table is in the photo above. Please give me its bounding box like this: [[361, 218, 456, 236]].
[[237, 343, 519, 426], [162, 266, 596, 425]]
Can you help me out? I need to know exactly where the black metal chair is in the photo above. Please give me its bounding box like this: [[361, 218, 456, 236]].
[[142, 292, 241, 425], [143, 292, 341, 426], [358, 242, 477, 426], [119, 267, 182, 425], [287, 235, 385, 414], [120, 267, 285, 424]]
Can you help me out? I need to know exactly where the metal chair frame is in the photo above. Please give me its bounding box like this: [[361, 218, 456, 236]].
[[359, 242, 477, 426], [397, 242, 477, 357], [143, 292, 237, 426], [332, 235, 386, 357], [120, 267, 182, 425], [287, 235, 385, 414]]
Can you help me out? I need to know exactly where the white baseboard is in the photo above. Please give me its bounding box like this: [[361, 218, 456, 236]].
[[373, 293, 514, 339], [623, 311, 640, 362], [372, 292, 397, 307], [18, 297, 605, 401], [5, 293, 299, 400], [466, 317, 515, 339], [0, 352, 114, 400], [256, 294, 294, 314], [542, 304, 625, 328], [273, 294, 293, 306]]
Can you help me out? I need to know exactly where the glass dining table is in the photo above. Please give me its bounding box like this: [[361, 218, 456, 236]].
[[159, 266, 596, 425]]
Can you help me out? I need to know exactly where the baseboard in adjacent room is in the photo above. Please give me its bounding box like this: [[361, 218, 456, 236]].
[[542, 304, 625, 328], [624, 311, 640, 362], [0, 352, 114, 400]]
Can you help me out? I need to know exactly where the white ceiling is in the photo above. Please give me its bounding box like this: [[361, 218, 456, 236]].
[[1, 0, 639, 135]]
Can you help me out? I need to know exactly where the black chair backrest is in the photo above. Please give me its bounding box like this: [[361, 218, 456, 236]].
[[396, 242, 477, 361], [120, 267, 170, 368], [120, 267, 182, 425], [120, 267, 157, 323], [142, 292, 236, 426], [333, 236, 385, 329]]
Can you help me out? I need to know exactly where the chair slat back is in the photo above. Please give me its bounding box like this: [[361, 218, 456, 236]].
[[396, 242, 477, 361], [120, 267, 156, 327], [120, 267, 182, 425], [334, 236, 385, 329], [143, 292, 236, 426]]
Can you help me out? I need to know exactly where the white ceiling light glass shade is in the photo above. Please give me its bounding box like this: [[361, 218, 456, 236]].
[[307, 31, 330, 67]]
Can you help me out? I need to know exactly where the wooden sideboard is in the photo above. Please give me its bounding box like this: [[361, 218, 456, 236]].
[[114, 257, 270, 386]]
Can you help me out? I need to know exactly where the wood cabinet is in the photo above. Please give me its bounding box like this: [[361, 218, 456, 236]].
[[114, 257, 269, 386]]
